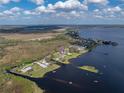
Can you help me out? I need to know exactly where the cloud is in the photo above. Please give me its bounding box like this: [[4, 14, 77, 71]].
[[23, 10, 36, 15], [22, 0, 123, 20], [50, 0, 88, 10], [83, 0, 109, 5], [0, 7, 22, 18], [31, 0, 44, 5], [10, 7, 22, 12], [92, 6, 123, 18], [0, 0, 123, 22], [104, 6, 122, 13], [32, 0, 88, 15], [0, 0, 20, 4], [35, 5, 56, 14]]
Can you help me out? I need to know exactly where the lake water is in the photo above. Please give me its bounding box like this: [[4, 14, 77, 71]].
[[10, 26, 124, 93]]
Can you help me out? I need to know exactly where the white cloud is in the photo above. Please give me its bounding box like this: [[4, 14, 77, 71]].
[[32, 0, 88, 16], [0, 0, 123, 21], [3, 10, 13, 15], [1, 7, 22, 17], [52, 0, 88, 10], [10, 7, 22, 12], [103, 6, 122, 14], [70, 11, 80, 17], [31, 0, 44, 5], [0, 0, 10, 4], [0, 0, 20, 4], [92, 6, 123, 19], [84, 0, 109, 5], [35, 5, 56, 13], [55, 10, 86, 19], [0, 0, 88, 18], [23, 10, 36, 15], [0, 12, 4, 16]]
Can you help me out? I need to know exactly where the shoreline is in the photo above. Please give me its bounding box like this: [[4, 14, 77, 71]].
[[62, 49, 89, 64], [9, 47, 89, 78], [7, 30, 98, 78]]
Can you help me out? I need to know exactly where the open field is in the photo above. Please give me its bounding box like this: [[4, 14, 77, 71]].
[[0, 34, 70, 65], [0, 32, 61, 41]]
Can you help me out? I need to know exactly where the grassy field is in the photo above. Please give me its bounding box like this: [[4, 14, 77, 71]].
[[26, 64, 60, 77], [62, 53, 83, 64], [0, 31, 71, 93]]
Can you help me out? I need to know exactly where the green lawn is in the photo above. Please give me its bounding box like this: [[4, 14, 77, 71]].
[[63, 53, 81, 64], [16, 63, 60, 78], [32, 64, 60, 77]]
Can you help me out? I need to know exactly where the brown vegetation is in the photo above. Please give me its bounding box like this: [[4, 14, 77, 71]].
[[0, 32, 61, 41], [0, 35, 70, 65]]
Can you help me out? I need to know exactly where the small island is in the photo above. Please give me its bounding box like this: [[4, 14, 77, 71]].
[[78, 66, 99, 73]]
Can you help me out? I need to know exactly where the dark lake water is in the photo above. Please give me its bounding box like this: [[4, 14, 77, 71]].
[[9, 27, 124, 93]]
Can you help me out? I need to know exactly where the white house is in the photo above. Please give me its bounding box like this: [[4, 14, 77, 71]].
[[21, 66, 32, 73], [35, 58, 50, 68]]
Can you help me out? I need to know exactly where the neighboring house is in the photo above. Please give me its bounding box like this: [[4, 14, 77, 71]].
[[21, 66, 32, 73], [65, 48, 71, 55], [59, 46, 65, 54], [59, 47, 71, 58], [70, 45, 86, 51]]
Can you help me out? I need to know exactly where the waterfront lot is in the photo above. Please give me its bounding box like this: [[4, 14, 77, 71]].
[[16, 63, 60, 78]]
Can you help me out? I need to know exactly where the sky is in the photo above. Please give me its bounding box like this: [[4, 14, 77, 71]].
[[0, 0, 124, 25]]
